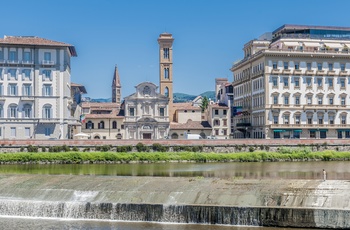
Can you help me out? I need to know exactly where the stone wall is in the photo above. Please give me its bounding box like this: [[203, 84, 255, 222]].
[[0, 139, 350, 153]]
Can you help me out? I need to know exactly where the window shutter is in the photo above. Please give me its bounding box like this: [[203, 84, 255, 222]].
[[15, 85, 18, 96], [49, 71, 53, 81], [15, 69, 18, 80], [50, 86, 53, 96], [42, 72, 45, 81], [42, 86, 44, 96], [50, 108, 53, 119], [7, 107, 10, 118], [22, 85, 24, 96], [29, 70, 32, 81]]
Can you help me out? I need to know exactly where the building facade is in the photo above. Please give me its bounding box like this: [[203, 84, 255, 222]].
[[0, 36, 77, 139], [231, 25, 350, 139], [81, 102, 124, 139], [124, 82, 170, 139]]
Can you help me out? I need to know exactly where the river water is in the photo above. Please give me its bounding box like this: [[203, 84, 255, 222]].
[[0, 161, 345, 229], [0, 161, 349, 179]]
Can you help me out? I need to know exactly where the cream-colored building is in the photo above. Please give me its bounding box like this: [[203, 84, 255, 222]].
[[0, 36, 77, 139], [124, 82, 170, 139], [231, 24, 350, 139], [169, 102, 211, 139], [81, 102, 124, 139]]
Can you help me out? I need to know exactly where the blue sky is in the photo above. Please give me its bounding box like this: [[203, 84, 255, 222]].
[[2, 0, 350, 99]]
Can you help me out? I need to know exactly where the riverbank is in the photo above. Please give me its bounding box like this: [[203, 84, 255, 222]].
[[0, 149, 349, 164]]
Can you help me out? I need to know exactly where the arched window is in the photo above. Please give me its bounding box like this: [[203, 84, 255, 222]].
[[98, 121, 105, 129], [171, 133, 179, 139], [86, 121, 94, 129], [23, 104, 32, 118], [42, 104, 52, 119], [112, 121, 117, 129], [165, 87, 169, 97], [8, 103, 18, 118]]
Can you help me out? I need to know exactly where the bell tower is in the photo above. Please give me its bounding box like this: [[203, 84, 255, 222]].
[[112, 65, 121, 104], [158, 33, 174, 106]]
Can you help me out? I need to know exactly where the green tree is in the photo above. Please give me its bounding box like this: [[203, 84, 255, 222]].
[[200, 96, 209, 112]]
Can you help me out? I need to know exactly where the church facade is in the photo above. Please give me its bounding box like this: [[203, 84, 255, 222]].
[[123, 82, 170, 139]]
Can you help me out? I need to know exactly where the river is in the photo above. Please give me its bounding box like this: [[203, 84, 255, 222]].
[[0, 161, 345, 229]]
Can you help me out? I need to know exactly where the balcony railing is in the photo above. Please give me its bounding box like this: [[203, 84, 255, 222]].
[[20, 96, 35, 101], [41, 60, 55, 65], [303, 104, 348, 110], [7, 60, 19, 64], [22, 60, 34, 65], [38, 118, 60, 123], [270, 124, 350, 129], [293, 69, 302, 75]]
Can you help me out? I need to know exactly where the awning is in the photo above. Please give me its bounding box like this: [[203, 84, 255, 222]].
[[309, 129, 328, 132], [293, 130, 303, 132], [309, 129, 317, 132], [303, 42, 320, 47], [319, 129, 328, 132], [324, 43, 343, 49], [283, 41, 300, 46], [273, 130, 286, 132], [337, 129, 350, 132]]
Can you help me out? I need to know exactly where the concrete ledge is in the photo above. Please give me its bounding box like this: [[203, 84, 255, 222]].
[[0, 175, 349, 228]]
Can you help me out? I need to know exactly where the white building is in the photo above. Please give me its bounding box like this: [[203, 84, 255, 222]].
[[231, 25, 350, 139], [0, 36, 77, 139], [124, 82, 170, 139]]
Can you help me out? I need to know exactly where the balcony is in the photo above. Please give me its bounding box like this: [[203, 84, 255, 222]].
[[0, 59, 5, 64], [316, 70, 325, 76], [252, 69, 264, 78], [303, 104, 348, 110], [7, 60, 19, 65], [0, 96, 5, 101], [20, 96, 35, 101], [293, 69, 302, 75], [327, 70, 335, 76], [41, 60, 55, 65], [271, 68, 281, 74], [340, 71, 349, 76], [270, 124, 350, 129], [305, 70, 315, 75], [38, 118, 60, 124], [282, 69, 291, 74], [22, 60, 34, 65]]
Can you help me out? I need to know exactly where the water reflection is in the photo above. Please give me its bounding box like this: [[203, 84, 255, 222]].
[[0, 161, 349, 180]]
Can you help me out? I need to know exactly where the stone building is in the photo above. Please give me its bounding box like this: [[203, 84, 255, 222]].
[[0, 35, 77, 139], [231, 25, 350, 139], [123, 82, 170, 139]]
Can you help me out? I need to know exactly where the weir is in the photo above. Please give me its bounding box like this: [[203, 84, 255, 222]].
[[0, 174, 349, 228]]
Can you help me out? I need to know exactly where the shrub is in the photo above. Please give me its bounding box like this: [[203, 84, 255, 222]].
[[116, 145, 133, 152], [41, 147, 46, 152], [72, 146, 79, 152], [136, 143, 147, 152], [62, 145, 70, 152], [152, 143, 168, 152], [27, 145, 38, 153], [20, 147, 24, 152], [249, 147, 255, 152]]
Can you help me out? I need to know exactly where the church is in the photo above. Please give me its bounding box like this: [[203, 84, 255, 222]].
[[79, 33, 212, 140]]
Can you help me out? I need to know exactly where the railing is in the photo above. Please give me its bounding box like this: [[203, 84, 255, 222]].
[[270, 124, 350, 129], [303, 104, 348, 110], [20, 96, 35, 101], [38, 118, 60, 123], [22, 60, 34, 65], [6, 60, 19, 64], [41, 60, 55, 65]]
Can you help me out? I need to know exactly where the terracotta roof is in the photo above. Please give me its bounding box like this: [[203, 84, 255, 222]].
[[0, 36, 77, 56], [173, 102, 201, 111], [71, 82, 87, 94], [82, 102, 120, 109], [85, 113, 124, 119], [211, 103, 229, 109], [170, 120, 211, 130]]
